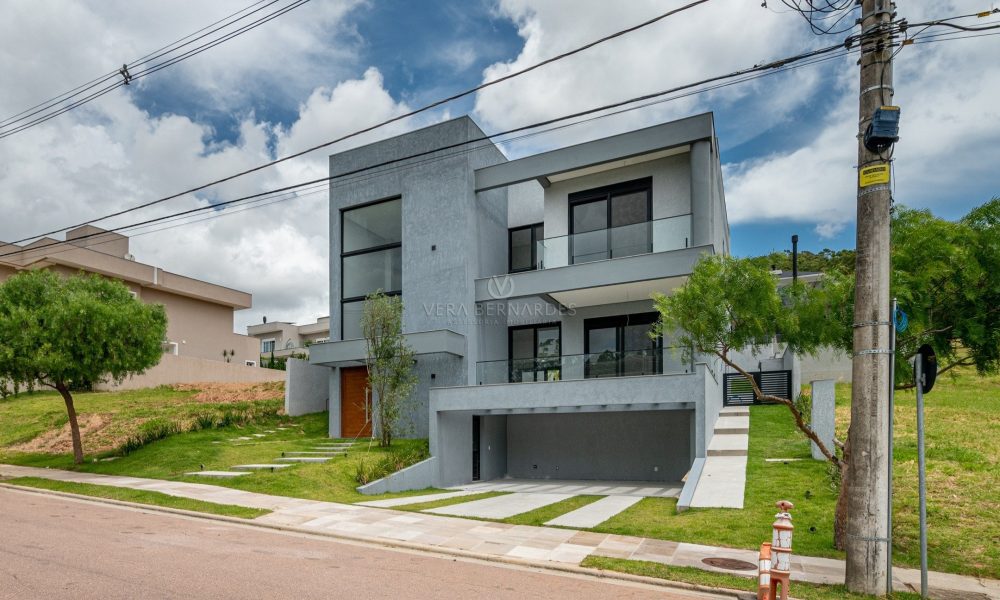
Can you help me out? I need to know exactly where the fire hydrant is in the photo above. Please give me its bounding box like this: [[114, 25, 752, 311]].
[[769, 500, 794, 600]]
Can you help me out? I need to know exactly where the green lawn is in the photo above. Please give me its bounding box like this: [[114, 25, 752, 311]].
[[3, 411, 439, 504], [587, 368, 1000, 580], [4, 477, 269, 519], [582, 557, 921, 600]]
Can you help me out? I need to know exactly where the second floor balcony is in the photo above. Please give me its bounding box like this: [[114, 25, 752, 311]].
[[476, 346, 694, 385], [536, 213, 692, 270]]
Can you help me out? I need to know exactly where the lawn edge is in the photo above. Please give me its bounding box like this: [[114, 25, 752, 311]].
[[0, 482, 748, 599]]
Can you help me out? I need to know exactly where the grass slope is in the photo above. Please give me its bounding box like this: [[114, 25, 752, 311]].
[[5, 477, 268, 519]]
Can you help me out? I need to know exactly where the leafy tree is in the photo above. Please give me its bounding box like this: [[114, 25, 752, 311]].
[[0, 270, 167, 463], [749, 248, 857, 275], [361, 291, 417, 447]]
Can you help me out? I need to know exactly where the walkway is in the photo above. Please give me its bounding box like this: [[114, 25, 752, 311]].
[[689, 406, 749, 509], [1, 464, 996, 599]]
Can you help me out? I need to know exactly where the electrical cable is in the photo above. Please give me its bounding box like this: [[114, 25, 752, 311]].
[[4, 0, 715, 245], [1, 36, 862, 261]]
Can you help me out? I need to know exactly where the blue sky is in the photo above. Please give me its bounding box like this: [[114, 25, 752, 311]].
[[1, 0, 997, 327]]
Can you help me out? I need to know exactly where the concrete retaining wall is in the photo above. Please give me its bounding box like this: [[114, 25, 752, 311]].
[[95, 354, 285, 391], [285, 358, 329, 416], [356, 457, 438, 495]]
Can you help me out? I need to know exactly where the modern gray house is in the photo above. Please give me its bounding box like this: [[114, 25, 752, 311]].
[[308, 112, 732, 505]]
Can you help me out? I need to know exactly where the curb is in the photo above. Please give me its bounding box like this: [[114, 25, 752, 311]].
[[1, 482, 749, 599]]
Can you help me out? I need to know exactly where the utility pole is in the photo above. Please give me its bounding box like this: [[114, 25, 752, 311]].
[[846, 0, 895, 594]]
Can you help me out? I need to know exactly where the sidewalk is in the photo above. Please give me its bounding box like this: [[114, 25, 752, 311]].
[[2, 464, 997, 599]]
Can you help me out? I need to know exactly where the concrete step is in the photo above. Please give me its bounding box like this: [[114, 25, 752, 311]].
[[719, 407, 750, 417], [714, 426, 750, 435], [184, 471, 249, 478], [312, 447, 352, 452], [275, 457, 332, 463], [707, 448, 749, 457], [231, 464, 293, 471], [707, 432, 749, 457], [282, 451, 345, 457]]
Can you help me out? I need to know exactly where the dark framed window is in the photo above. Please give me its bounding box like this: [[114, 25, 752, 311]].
[[509, 223, 544, 273], [508, 322, 561, 382], [341, 197, 402, 340], [569, 177, 652, 264], [583, 312, 662, 378]]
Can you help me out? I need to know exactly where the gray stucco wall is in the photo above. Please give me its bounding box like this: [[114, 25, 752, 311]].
[[505, 410, 692, 482], [284, 358, 329, 416], [810, 379, 836, 460]]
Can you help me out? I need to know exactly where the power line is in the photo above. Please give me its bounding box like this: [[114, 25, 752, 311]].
[[6, 0, 714, 246], [0, 0, 310, 140], [2, 34, 864, 261]]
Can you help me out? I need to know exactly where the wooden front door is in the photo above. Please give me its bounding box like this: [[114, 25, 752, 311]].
[[340, 366, 371, 438]]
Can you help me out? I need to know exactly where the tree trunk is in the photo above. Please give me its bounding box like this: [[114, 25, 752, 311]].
[[55, 382, 84, 464], [834, 434, 851, 550]]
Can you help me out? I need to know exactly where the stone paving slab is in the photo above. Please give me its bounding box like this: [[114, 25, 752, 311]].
[[357, 490, 485, 508], [3, 464, 997, 599], [544, 495, 643, 529], [231, 464, 293, 471], [456, 479, 681, 498], [275, 457, 331, 463], [688, 456, 747, 509], [183, 471, 249, 478], [282, 451, 345, 456], [706, 433, 749, 456], [425, 493, 573, 519]]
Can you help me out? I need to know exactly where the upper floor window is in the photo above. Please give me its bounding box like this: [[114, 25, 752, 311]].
[[261, 339, 275, 354], [509, 223, 544, 273], [569, 177, 652, 264], [341, 198, 402, 340]]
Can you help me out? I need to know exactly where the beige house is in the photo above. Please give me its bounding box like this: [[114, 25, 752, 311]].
[[248, 316, 329, 359], [0, 225, 259, 366]]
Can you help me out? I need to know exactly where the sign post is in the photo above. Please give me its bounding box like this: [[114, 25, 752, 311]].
[[914, 344, 937, 599]]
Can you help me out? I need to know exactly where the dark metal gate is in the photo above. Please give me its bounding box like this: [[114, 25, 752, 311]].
[[723, 370, 792, 406]]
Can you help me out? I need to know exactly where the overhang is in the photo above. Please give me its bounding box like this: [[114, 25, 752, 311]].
[[474, 112, 715, 192], [309, 329, 466, 367], [475, 245, 714, 304]]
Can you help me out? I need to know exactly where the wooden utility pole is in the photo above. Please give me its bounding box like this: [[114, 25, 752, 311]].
[[847, 0, 895, 594]]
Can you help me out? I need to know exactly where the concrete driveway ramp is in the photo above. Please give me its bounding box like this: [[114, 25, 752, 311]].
[[424, 493, 573, 519], [544, 495, 642, 528]]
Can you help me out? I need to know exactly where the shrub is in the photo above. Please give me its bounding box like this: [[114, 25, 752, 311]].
[[354, 443, 430, 485]]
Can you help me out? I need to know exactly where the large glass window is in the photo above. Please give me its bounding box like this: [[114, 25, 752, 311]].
[[509, 323, 561, 382], [584, 312, 661, 378], [341, 198, 402, 339], [569, 178, 652, 264], [509, 223, 544, 272]]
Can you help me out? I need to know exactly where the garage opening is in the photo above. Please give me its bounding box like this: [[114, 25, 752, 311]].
[[474, 409, 692, 484]]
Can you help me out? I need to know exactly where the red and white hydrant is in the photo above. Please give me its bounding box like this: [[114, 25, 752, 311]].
[[768, 500, 795, 600]]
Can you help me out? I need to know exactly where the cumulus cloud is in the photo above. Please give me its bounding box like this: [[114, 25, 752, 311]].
[[0, 1, 418, 333]]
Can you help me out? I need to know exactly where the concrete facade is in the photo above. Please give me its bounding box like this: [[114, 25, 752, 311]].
[[284, 358, 330, 416], [310, 114, 735, 499], [810, 379, 837, 460], [247, 316, 330, 360]]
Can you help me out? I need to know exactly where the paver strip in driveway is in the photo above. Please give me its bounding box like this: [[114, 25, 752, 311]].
[[545, 495, 643, 528], [424, 492, 573, 519], [357, 490, 485, 508]]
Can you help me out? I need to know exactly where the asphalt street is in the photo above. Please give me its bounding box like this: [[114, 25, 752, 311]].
[[0, 487, 731, 599]]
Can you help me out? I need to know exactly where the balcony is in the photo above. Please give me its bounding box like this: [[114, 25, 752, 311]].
[[537, 214, 692, 269], [476, 347, 693, 385]]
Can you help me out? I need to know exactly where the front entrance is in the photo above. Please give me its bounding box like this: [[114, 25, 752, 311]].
[[340, 366, 372, 438]]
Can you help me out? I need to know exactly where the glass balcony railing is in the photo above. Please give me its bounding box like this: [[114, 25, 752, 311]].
[[536, 214, 691, 269], [476, 347, 693, 385]]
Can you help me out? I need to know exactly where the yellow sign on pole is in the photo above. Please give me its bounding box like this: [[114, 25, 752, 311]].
[[859, 162, 891, 187]]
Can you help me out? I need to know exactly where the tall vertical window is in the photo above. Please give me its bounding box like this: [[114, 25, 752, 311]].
[[509, 323, 561, 382], [569, 177, 652, 264], [341, 198, 402, 339], [584, 312, 661, 378], [509, 223, 544, 272]]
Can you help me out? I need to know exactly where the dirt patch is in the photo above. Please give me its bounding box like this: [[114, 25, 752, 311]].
[[13, 414, 113, 454], [171, 381, 285, 404]]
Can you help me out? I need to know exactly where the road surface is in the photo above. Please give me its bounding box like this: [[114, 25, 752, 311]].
[[0, 487, 730, 599]]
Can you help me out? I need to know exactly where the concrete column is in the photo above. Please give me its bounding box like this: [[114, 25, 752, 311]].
[[689, 140, 713, 248], [810, 379, 836, 460]]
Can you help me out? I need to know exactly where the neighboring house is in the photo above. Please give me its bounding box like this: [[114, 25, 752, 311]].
[[307, 113, 730, 499], [0, 225, 259, 366], [247, 316, 330, 359]]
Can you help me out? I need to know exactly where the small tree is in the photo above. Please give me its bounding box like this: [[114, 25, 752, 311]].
[[360, 291, 417, 447], [0, 270, 167, 464]]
